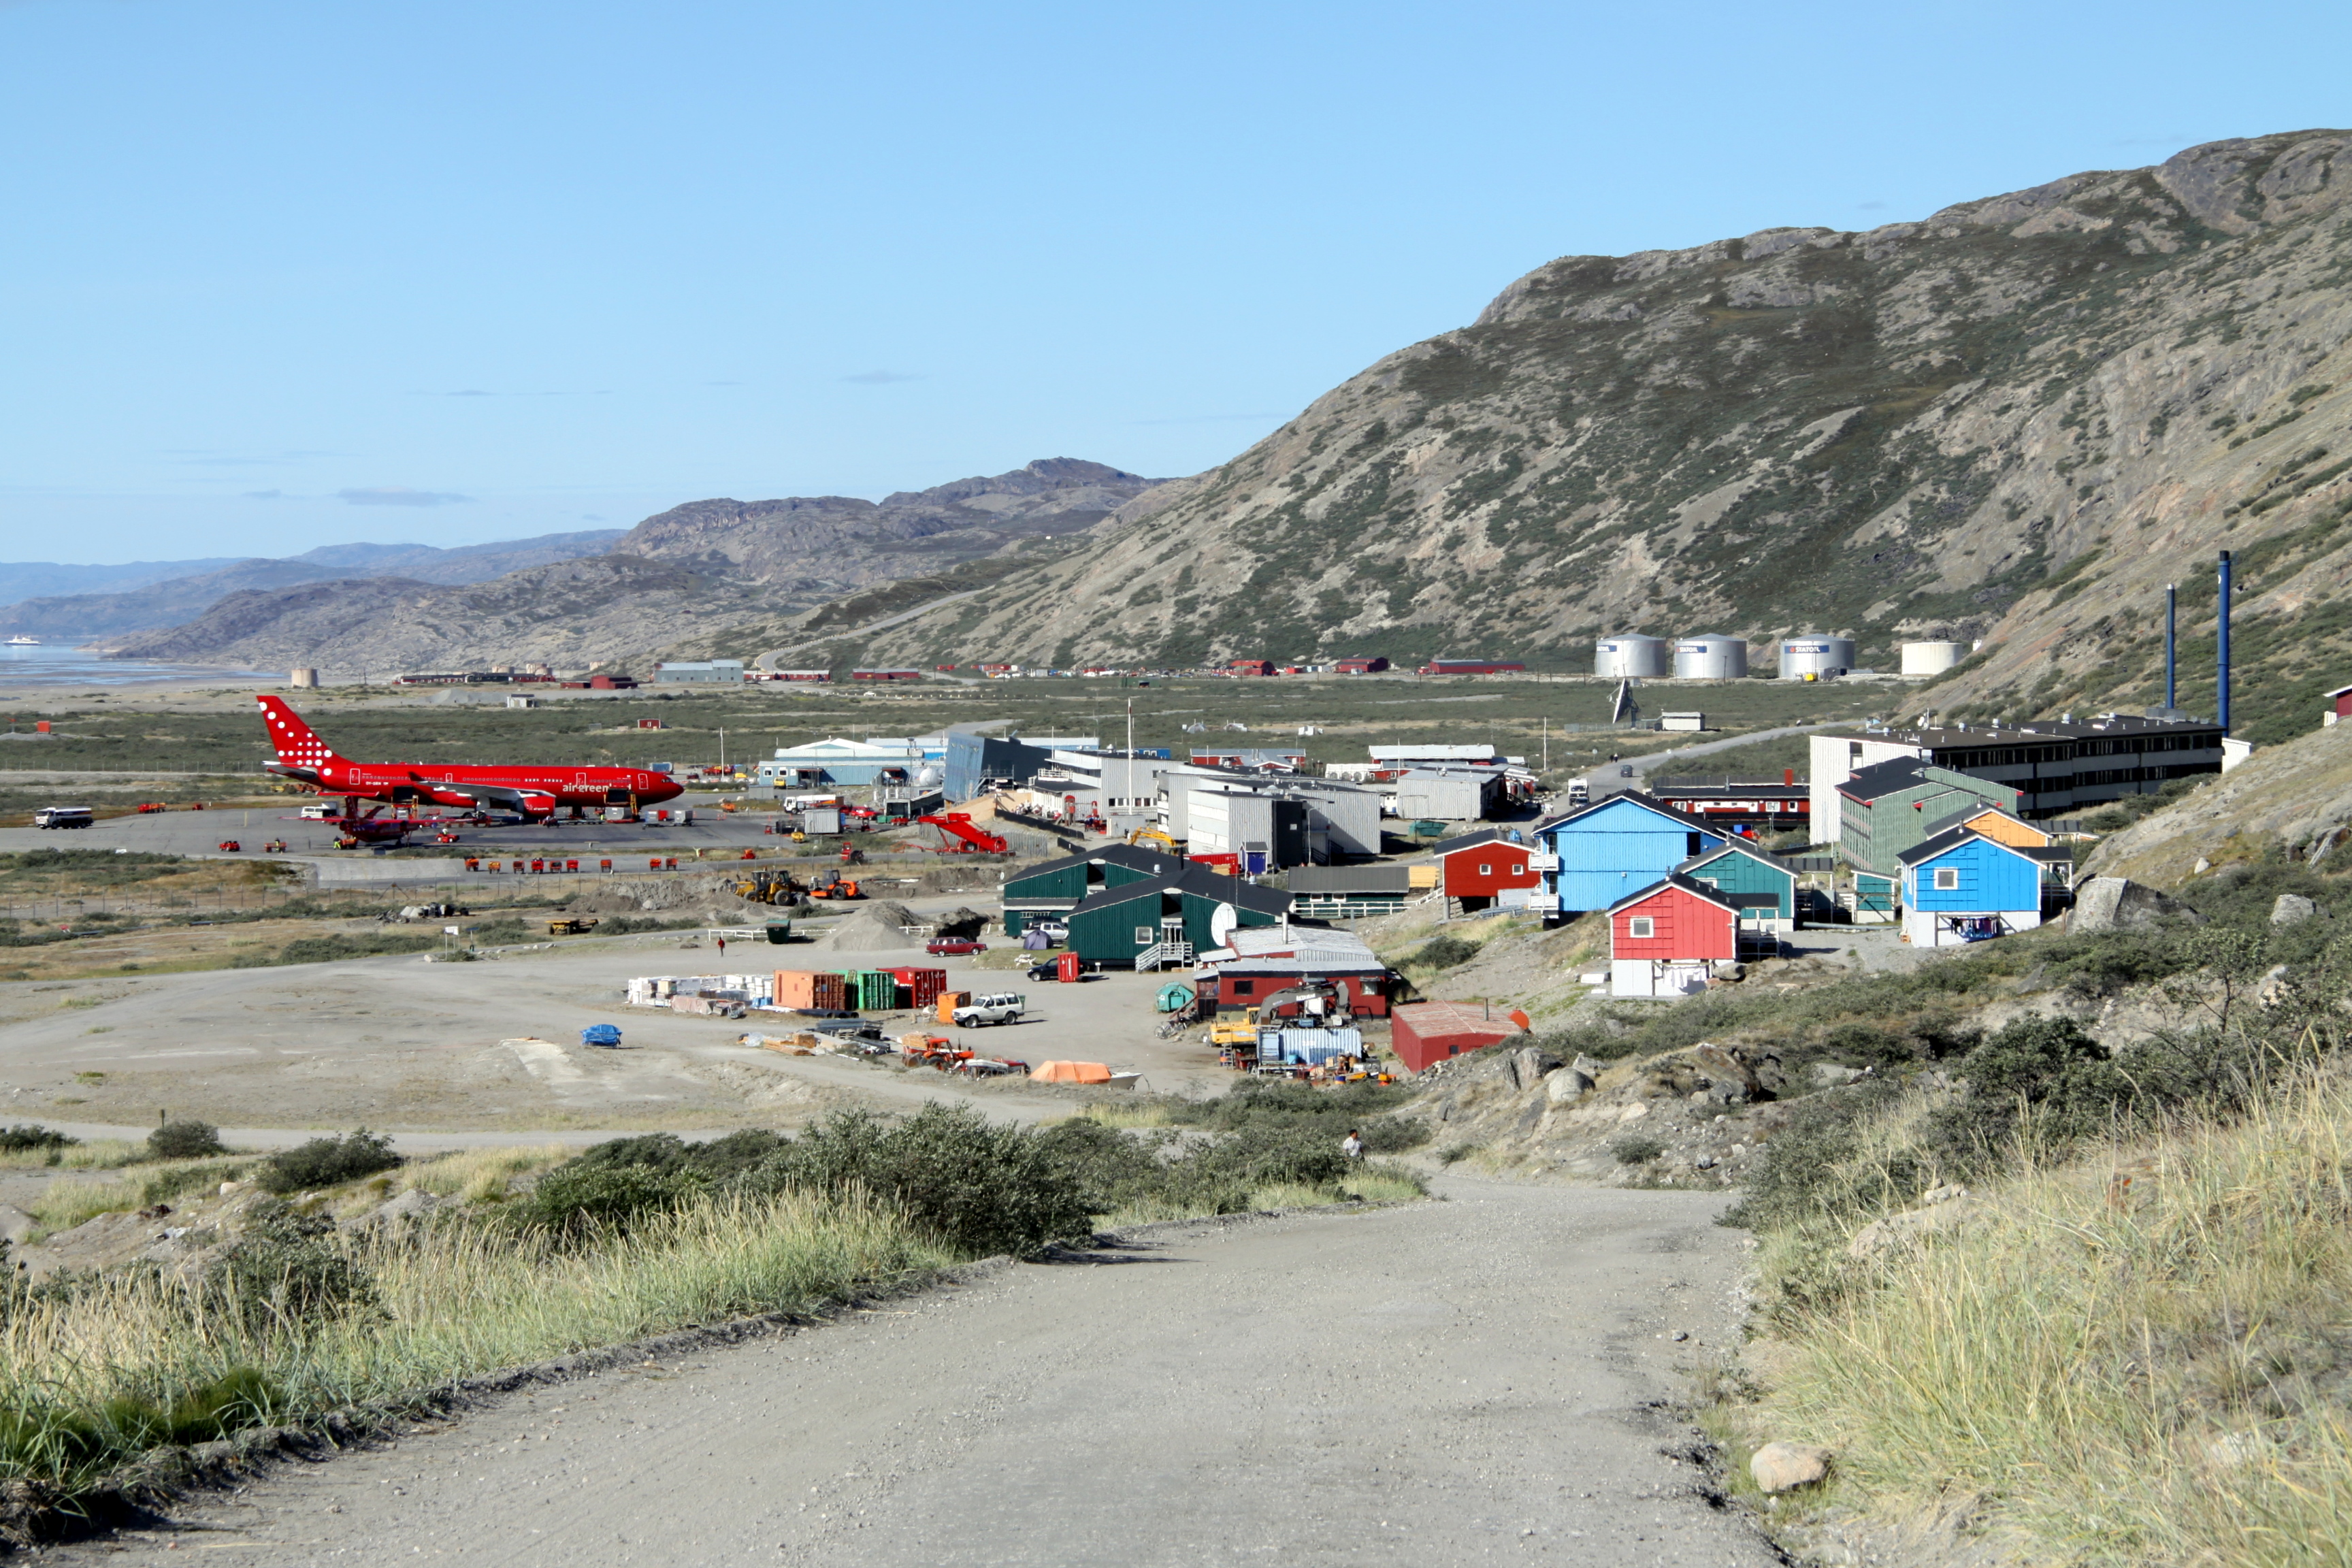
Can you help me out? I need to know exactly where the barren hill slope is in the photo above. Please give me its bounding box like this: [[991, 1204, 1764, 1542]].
[[843, 131, 2352, 743]]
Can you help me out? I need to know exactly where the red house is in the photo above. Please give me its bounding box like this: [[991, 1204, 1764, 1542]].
[[1431, 828, 1542, 911], [1195, 928, 1392, 1018], [851, 668, 922, 683], [1608, 873, 1738, 998], [1334, 655, 1390, 674], [1227, 659, 1277, 676], [2326, 683, 2352, 725], [1390, 1000, 1525, 1073], [1418, 659, 1526, 676]]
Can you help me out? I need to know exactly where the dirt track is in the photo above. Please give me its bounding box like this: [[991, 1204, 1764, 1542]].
[[61, 1177, 1776, 1567]]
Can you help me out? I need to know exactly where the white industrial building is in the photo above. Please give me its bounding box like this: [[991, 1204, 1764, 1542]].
[[1900, 641, 1967, 675], [1392, 766, 1505, 821], [1158, 766, 1384, 862]]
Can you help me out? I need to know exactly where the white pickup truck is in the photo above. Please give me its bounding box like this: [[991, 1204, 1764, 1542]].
[[951, 992, 1028, 1028]]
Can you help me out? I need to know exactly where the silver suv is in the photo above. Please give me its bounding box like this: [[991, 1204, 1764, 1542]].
[[951, 992, 1027, 1028]]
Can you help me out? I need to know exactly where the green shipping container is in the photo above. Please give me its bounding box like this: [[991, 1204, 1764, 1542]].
[[848, 970, 900, 1010]]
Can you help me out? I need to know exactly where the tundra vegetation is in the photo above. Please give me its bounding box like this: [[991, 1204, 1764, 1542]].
[[1664, 854, 2352, 1565], [0, 1090, 1422, 1524]]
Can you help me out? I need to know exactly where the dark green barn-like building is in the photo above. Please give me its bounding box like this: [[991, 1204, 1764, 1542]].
[[1673, 840, 1800, 930], [1064, 868, 1295, 968], [1000, 843, 1190, 935]]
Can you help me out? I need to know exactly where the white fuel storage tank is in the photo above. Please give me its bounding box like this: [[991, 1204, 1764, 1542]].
[[1780, 636, 1858, 679], [1593, 635, 1670, 678], [1900, 640, 1966, 676], [1673, 635, 1748, 680]]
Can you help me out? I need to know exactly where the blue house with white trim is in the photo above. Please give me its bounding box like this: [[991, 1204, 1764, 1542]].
[[1897, 828, 2044, 947], [1533, 793, 1726, 915]]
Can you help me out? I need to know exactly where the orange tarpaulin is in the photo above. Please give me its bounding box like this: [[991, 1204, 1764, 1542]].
[[1029, 1060, 1113, 1084]]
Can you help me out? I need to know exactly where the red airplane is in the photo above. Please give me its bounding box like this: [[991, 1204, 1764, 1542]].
[[256, 694, 683, 821]]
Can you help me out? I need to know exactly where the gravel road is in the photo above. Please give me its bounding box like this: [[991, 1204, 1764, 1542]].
[[61, 1177, 1776, 1567]]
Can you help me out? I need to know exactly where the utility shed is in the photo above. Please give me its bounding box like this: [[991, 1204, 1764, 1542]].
[[1286, 862, 1413, 919], [1394, 767, 1505, 821], [1431, 828, 1541, 911], [1897, 829, 2044, 948], [1609, 874, 1740, 998], [1534, 793, 1725, 915], [1390, 1001, 1524, 1073], [1676, 840, 1799, 930]]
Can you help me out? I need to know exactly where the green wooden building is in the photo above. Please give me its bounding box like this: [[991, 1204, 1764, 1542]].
[[1000, 843, 1188, 934], [1064, 869, 1294, 969], [1836, 760, 2022, 877], [1674, 840, 1799, 930]]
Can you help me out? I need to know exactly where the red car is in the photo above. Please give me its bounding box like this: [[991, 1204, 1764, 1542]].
[[926, 937, 987, 956]]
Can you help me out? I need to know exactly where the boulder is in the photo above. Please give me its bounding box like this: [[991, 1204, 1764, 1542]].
[[1544, 1068, 1595, 1105], [2271, 893, 2319, 926], [1750, 1441, 1833, 1493], [1571, 1054, 1610, 1082], [2069, 877, 2205, 932], [1691, 1043, 1761, 1102], [1808, 1062, 1865, 1089], [1507, 1045, 1563, 1091]]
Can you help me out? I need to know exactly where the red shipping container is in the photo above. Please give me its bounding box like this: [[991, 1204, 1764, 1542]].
[[1057, 951, 1083, 984], [889, 967, 947, 1007]]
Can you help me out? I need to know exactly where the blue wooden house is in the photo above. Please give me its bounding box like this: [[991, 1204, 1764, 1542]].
[[1675, 839, 1799, 932], [1896, 828, 2044, 947], [1535, 793, 1725, 915]]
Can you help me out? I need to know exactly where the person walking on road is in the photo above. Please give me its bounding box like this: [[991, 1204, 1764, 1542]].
[[716, 935, 727, 960], [1341, 1128, 1364, 1161]]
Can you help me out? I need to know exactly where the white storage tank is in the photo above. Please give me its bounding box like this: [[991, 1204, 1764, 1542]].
[[1673, 635, 1748, 680], [1900, 640, 1966, 676], [1780, 636, 1858, 680], [1593, 634, 1669, 678]]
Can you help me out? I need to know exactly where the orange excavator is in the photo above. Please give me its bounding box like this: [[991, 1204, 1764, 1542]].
[[914, 813, 1009, 855]]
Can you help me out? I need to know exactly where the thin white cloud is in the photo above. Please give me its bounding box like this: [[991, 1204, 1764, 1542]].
[[338, 487, 470, 507]]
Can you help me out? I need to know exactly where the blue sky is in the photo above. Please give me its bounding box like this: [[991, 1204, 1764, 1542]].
[[4, 1, 2347, 564]]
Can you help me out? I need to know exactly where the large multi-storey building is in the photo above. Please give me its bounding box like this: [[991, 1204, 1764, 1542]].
[[1808, 715, 2225, 843]]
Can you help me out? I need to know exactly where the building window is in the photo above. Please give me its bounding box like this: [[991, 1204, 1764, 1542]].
[[1232, 980, 1254, 996], [1134, 926, 1156, 944], [1478, 864, 1492, 875], [1629, 915, 1654, 938], [1933, 868, 1959, 891]]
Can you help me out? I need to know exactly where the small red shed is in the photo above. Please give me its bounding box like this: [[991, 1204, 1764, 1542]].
[[1431, 828, 1541, 910], [1389, 1000, 1525, 1073], [1608, 873, 1738, 998], [2325, 683, 2352, 725]]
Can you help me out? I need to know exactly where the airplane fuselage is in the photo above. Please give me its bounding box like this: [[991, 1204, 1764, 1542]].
[[264, 758, 684, 813]]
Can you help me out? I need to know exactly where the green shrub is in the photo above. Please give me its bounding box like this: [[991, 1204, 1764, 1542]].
[[1412, 933, 1479, 970], [257, 1130, 402, 1194], [740, 1104, 1092, 1257], [518, 1162, 701, 1239], [208, 1203, 380, 1334], [1611, 1134, 1666, 1165], [148, 1120, 225, 1160], [566, 1130, 787, 1183], [0, 1124, 76, 1152]]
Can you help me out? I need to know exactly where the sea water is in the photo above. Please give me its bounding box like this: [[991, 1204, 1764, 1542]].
[[0, 643, 272, 687]]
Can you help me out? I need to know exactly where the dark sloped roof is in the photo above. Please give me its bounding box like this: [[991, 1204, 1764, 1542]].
[[1007, 840, 1186, 889], [1536, 791, 1714, 836], [1605, 871, 1742, 916], [1431, 826, 1510, 857], [1836, 757, 1929, 802], [1896, 827, 2038, 868], [1068, 866, 1296, 919], [1676, 839, 1791, 879], [1288, 864, 1414, 894]]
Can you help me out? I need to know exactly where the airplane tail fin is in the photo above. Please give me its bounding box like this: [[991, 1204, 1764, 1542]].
[[256, 694, 349, 768]]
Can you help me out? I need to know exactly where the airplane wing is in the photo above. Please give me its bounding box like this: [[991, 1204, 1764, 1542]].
[[430, 782, 559, 816]]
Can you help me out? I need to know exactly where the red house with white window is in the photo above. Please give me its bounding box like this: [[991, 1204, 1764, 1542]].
[[1431, 828, 1542, 911], [1608, 873, 1738, 998]]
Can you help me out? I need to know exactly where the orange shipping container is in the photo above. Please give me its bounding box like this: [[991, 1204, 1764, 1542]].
[[774, 970, 849, 1011], [935, 990, 971, 1024]]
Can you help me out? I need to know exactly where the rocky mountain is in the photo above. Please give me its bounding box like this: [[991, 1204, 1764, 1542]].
[[616, 458, 1164, 600], [91, 462, 1160, 672], [103, 555, 760, 672], [0, 557, 244, 607], [834, 130, 2352, 745], [5, 529, 626, 640]]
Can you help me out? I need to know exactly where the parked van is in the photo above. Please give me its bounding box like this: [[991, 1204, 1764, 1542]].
[[33, 806, 95, 830], [298, 804, 338, 820]]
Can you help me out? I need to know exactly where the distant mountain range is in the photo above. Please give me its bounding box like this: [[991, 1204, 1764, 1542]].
[[0, 531, 628, 640], [80, 460, 1169, 671]]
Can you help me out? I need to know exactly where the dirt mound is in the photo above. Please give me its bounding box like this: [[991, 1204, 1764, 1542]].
[[808, 900, 928, 951]]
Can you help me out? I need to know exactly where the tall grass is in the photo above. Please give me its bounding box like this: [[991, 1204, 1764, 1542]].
[[0, 1191, 948, 1497], [1752, 1068, 2352, 1567]]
